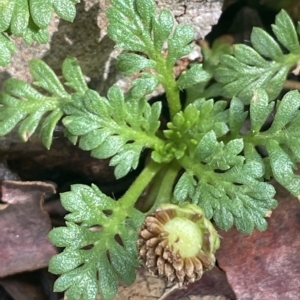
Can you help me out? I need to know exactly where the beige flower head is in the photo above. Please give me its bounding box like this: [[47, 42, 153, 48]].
[[138, 203, 220, 286]]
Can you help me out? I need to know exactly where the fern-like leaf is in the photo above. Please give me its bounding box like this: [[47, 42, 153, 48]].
[[226, 88, 300, 198], [165, 97, 278, 233], [63, 86, 164, 179], [174, 136, 277, 234], [49, 184, 144, 300], [250, 89, 300, 197], [215, 9, 300, 103], [107, 0, 210, 103], [0, 0, 79, 66], [0, 57, 88, 149]]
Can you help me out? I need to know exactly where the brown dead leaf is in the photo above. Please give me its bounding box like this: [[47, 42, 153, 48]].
[[0, 181, 57, 277], [216, 182, 300, 300]]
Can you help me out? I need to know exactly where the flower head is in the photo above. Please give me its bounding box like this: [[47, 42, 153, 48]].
[[138, 203, 220, 285]]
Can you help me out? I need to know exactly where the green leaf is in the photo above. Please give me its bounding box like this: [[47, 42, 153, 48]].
[[272, 10, 299, 52], [178, 131, 277, 233], [51, 0, 78, 22], [49, 184, 142, 300], [107, 0, 193, 114], [229, 97, 248, 135], [251, 27, 283, 61], [167, 24, 194, 67], [62, 56, 88, 93], [233, 44, 268, 68], [177, 64, 211, 90], [63, 115, 100, 136], [18, 108, 47, 141], [0, 57, 88, 148], [63, 87, 164, 178], [267, 90, 300, 134], [153, 9, 174, 51], [109, 242, 137, 285], [213, 207, 234, 231], [29, 59, 68, 98], [0, 0, 78, 65], [174, 172, 196, 203], [79, 128, 112, 151], [117, 53, 156, 76], [250, 89, 275, 133], [0, 33, 16, 66], [0, 1, 14, 32], [135, 0, 155, 31], [10, 0, 29, 35], [40, 109, 64, 149], [97, 253, 118, 300], [107, 3, 148, 53], [30, 0, 52, 28], [54, 267, 98, 300], [215, 10, 300, 103], [109, 143, 142, 179], [234, 209, 254, 234], [267, 140, 300, 197], [92, 135, 126, 159], [23, 22, 49, 45], [194, 130, 218, 161], [130, 75, 159, 99], [215, 53, 288, 103], [193, 98, 229, 138]]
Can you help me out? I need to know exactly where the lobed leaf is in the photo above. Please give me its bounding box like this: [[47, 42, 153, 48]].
[[153, 9, 174, 51], [267, 140, 300, 197], [135, 0, 155, 32], [49, 184, 144, 300], [229, 97, 248, 135], [117, 53, 156, 76], [173, 172, 196, 203], [251, 27, 284, 61], [63, 87, 164, 179], [272, 10, 299, 53], [107, 0, 204, 102], [167, 24, 194, 67], [267, 90, 300, 134], [250, 89, 275, 133], [177, 65, 211, 90], [0, 57, 88, 148], [215, 10, 300, 103], [175, 130, 278, 233], [0, 33, 16, 67], [0, 0, 79, 66]]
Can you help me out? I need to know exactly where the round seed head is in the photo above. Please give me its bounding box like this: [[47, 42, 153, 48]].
[[138, 203, 220, 285]]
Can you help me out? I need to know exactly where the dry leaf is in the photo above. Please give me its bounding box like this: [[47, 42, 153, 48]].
[[216, 182, 300, 300], [0, 181, 57, 277]]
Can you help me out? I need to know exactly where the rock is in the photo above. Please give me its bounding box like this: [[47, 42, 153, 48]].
[[0, 0, 224, 94]]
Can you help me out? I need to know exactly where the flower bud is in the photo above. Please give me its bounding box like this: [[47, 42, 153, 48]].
[[138, 203, 220, 286]]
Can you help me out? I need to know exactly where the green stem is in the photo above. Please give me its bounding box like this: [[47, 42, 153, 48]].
[[179, 155, 204, 178], [142, 34, 181, 119], [149, 160, 182, 212], [120, 158, 163, 208], [136, 164, 170, 212], [155, 54, 181, 119]]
